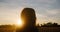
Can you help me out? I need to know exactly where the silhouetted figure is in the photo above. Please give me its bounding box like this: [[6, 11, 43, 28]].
[[16, 8, 38, 32]]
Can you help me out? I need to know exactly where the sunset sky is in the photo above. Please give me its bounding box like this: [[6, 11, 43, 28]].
[[0, 0, 60, 25]]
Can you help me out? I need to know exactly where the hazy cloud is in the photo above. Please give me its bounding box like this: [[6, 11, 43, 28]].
[[46, 9, 60, 15]]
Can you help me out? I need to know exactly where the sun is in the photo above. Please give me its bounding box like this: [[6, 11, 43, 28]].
[[17, 19, 23, 27]]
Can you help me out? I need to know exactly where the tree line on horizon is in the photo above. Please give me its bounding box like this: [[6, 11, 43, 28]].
[[0, 22, 60, 32], [0, 22, 60, 27], [37, 22, 60, 27]]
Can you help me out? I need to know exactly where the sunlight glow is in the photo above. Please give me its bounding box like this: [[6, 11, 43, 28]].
[[16, 19, 23, 27]]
